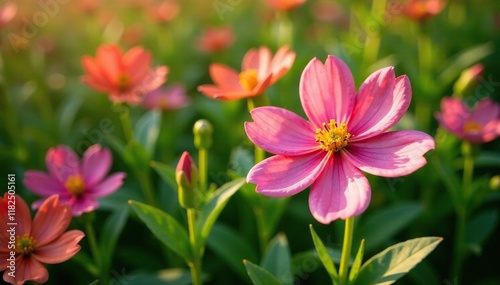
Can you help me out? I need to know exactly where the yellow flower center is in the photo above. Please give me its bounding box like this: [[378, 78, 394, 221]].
[[16, 234, 36, 256], [315, 120, 351, 152], [464, 120, 482, 135], [117, 73, 131, 91], [65, 174, 86, 197], [239, 69, 259, 91]]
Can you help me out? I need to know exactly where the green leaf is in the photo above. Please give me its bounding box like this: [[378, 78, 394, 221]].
[[229, 146, 255, 177], [348, 239, 365, 285], [356, 202, 423, 252], [196, 178, 245, 244], [261, 233, 293, 285], [134, 110, 161, 157], [128, 200, 192, 262], [72, 251, 99, 276], [120, 268, 193, 285], [466, 209, 498, 255], [104, 133, 126, 158], [471, 151, 500, 168], [207, 222, 258, 280], [244, 260, 282, 285], [309, 224, 338, 283], [354, 237, 443, 285], [150, 160, 177, 190], [123, 140, 151, 171], [100, 207, 130, 271]]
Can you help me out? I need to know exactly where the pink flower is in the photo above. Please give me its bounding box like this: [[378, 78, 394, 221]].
[[141, 84, 190, 111], [435, 97, 500, 143], [245, 56, 434, 224], [0, 2, 16, 29], [197, 45, 295, 100], [148, 0, 180, 23], [81, 44, 168, 105], [264, 0, 306, 11], [23, 145, 126, 216], [176, 151, 199, 209], [0, 194, 84, 285], [402, 0, 447, 22], [196, 26, 235, 54]]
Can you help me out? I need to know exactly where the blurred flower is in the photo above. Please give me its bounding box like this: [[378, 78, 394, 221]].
[[121, 24, 144, 46], [0, 194, 84, 285], [402, 0, 447, 22], [264, 0, 306, 11], [311, 1, 346, 25], [78, 0, 101, 15], [81, 44, 168, 105], [435, 97, 500, 143], [148, 0, 180, 23], [245, 56, 434, 224], [141, 84, 190, 110], [0, 2, 16, 29], [176, 151, 199, 209], [198, 45, 295, 100], [24, 145, 126, 216], [453, 64, 484, 98], [196, 26, 235, 54]]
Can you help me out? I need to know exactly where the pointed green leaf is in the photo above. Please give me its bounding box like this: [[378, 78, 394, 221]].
[[134, 110, 161, 157], [309, 224, 338, 283], [100, 207, 130, 271], [129, 200, 192, 262], [207, 222, 258, 280], [261, 233, 293, 285], [196, 178, 245, 242], [354, 237, 443, 285], [357, 202, 423, 252], [466, 209, 498, 255], [150, 160, 177, 190], [348, 239, 365, 285], [243, 260, 282, 285]]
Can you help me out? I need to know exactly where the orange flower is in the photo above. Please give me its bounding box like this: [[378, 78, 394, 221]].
[[196, 26, 235, 54], [402, 0, 447, 22], [148, 0, 180, 23], [81, 44, 168, 105], [264, 0, 306, 11], [197, 45, 295, 100], [0, 2, 16, 29], [0, 194, 84, 285]]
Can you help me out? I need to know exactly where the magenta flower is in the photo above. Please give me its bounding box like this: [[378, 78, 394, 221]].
[[245, 56, 434, 224], [23, 145, 126, 216], [435, 97, 500, 143], [141, 84, 191, 111]]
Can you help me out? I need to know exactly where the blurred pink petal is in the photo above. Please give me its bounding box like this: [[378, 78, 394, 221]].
[[81, 145, 112, 187], [23, 171, 66, 197], [31, 195, 72, 246], [264, 0, 306, 11], [3, 257, 49, 285], [197, 26, 235, 53], [142, 84, 191, 110], [87, 172, 126, 198], [34, 230, 84, 264], [0, 2, 17, 29]]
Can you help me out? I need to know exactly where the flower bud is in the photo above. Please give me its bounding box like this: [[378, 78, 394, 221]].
[[193, 119, 213, 149], [453, 64, 484, 98], [176, 151, 199, 209], [490, 175, 500, 191]]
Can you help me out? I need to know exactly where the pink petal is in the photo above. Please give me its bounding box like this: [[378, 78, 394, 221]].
[[137, 66, 168, 94], [469, 98, 500, 127], [247, 152, 329, 197], [242, 46, 272, 80], [245, 106, 318, 155], [81, 145, 111, 187], [124, 46, 151, 85], [70, 198, 99, 216], [3, 257, 48, 285], [34, 230, 84, 264], [209, 63, 242, 90], [344, 130, 435, 177], [32, 195, 72, 246], [268, 46, 296, 83], [349, 69, 412, 140], [435, 97, 467, 137], [300, 56, 355, 127], [87, 172, 126, 198], [309, 154, 371, 224], [197, 84, 253, 100], [45, 145, 80, 184], [23, 170, 66, 196]]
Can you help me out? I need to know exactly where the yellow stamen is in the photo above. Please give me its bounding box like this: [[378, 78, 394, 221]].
[[117, 73, 131, 91], [315, 120, 351, 152], [65, 174, 86, 197], [464, 120, 482, 135], [16, 234, 36, 256], [239, 69, 259, 91]]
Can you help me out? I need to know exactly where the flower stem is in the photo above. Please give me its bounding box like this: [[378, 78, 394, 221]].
[[187, 208, 202, 285], [84, 214, 108, 285], [118, 104, 134, 142], [199, 148, 208, 193], [339, 217, 355, 285]]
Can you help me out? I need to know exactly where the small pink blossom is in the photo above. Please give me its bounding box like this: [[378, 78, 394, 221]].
[[435, 97, 500, 143], [23, 145, 126, 216], [0, 194, 84, 285], [245, 56, 434, 224], [196, 26, 235, 54], [141, 84, 190, 111], [0, 2, 16, 29], [264, 0, 306, 11]]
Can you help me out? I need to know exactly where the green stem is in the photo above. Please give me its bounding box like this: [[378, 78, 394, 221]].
[[118, 104, 134, 142], [462, 142, 475, 199], [84, 215, 108, 285], [339, 217, 355, 285], [199, 148, 208, 193], [451, 208, 466, 280], [187, 209, 202, 285], [254, 206, 269, 253], [139, 171, 157, 207]]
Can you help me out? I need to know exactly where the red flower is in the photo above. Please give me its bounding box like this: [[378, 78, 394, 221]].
[[402, 0, 447, 22], [196, 26, 235, 54]]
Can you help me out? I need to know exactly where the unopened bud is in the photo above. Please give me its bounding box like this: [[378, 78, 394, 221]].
[[490, 175, 500, 191], [453, 64, 484, 98], [193, 119, 213, 149], [176, 151, 199, 209]]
